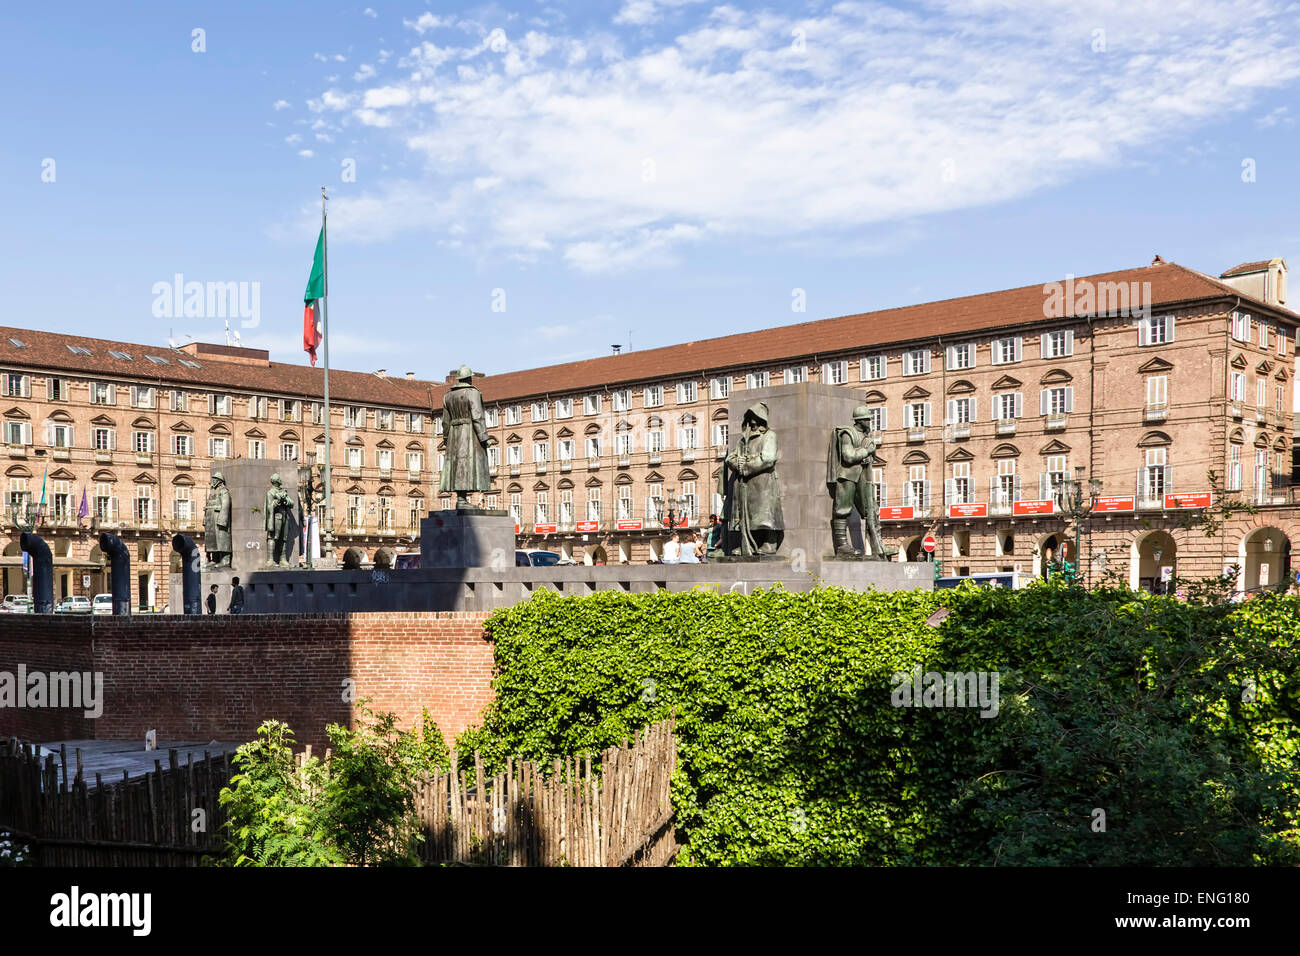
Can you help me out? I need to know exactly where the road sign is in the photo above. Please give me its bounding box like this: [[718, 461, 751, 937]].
[[922, 533, 937, 553], [82, 574, 90, 588]]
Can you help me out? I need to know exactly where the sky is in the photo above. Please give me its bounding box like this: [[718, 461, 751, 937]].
[[2, 0, 1299, 382]]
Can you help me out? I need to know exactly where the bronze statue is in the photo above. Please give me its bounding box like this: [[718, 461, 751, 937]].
[[265, 473, 296, 566], [439, 364, 491, 509], [827, 405, 894, 559], [203, 472, 232, 568], [723, 401, 783, 555]]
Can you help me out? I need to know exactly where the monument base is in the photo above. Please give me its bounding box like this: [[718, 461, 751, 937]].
[[420, 510, 515, 568]]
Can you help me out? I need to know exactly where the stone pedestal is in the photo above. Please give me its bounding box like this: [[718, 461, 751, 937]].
[[204, 459, 301, 575], [728, 382, 882, 570], [420, 510, 514, 569]]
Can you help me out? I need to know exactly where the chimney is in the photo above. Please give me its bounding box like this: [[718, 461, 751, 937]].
[[375, 369, 387, 378], [611, 344, 622, 355], [405, 371, 415, 380], [1219, 258, 1287, 307]]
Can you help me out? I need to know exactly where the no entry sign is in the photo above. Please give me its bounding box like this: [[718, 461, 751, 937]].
[[922, 533, 937, 553]]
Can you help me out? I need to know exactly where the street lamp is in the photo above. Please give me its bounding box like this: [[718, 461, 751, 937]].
[[1055, 465, 1102, 584]]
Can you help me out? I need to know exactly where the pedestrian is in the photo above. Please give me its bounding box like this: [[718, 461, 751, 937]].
[[662, 534, 681, 564], [678, 531, 700, 564], [228, 576, 245, 614], [206, 585, 217, 615]]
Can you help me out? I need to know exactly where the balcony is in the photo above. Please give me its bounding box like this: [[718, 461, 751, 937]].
[[1044, 414, 1068, 431], [407, 469, 421, 482], [509, 464, 521, 477], [1136, 466, 1171, 510], [945, 424, 971, 441], [534, 463, 547, 475], [618, 456, 632, 468], [52, 447, 70, 461], [906, 428, 926, 443], [8, 444, 27, 459], [1229, 401, 1243, 419], [95, 450, 113, 464], [1255, 407, 1267, 424], [349, 465, 362, 478], [649, 454, 662, 466], [681, 449, 696, 463], [175, 455, 191, 469], [379, 466, 392, 479], [560, 460, 572, 473], [1143, 403, 1168, 423], [135, 452, 152, 466], [587, 459, 600, 470], [995, 420, 1016, 436]]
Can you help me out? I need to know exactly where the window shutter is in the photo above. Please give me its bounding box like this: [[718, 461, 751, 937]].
[[1013, 337, 1022, 362], [1040, 389, 1048, 416], [1164, 314, 1175, 343], [106, 385, 116, 405], [1014, 475, 1021, 501], [1041, 332, 1050, 356], [1063, 330, 1074, 356], [108, 430, 116, 451], [969, 398, 977, 422], [1040, 473, 1049, 499], [945, 478, 955, 505], [1014, 393, 1023, 418], [945, 346, 955, 368], [923, 402, 932, 426], [945, 399, 955, 424], [991, 398, 1002, 421], [878, 482, 887, 507], [923, 481, 931, 508], [1065, 386, 1074, 413], [44, 423, 53, 445], [1138, 319, 1148, 347], [67, 427, 74, 448], [923, 351, 931, 374]]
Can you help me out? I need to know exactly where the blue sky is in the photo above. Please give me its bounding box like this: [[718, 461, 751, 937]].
[[2, 0, 1299, 381]]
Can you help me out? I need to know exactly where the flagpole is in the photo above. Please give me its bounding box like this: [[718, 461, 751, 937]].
[[320, 186, 335, 564]]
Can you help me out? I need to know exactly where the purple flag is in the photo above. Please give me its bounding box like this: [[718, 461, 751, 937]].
[[78, 487, 89, 518]]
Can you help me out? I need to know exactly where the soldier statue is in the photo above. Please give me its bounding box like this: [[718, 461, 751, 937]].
[[203, 472, 232, 568], [723, 401, 784, 555], [827, 405, 895, 559], [265, 472, 296, 566], [439, 364, 491, 509]]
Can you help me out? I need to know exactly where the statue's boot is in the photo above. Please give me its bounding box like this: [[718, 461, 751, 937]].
[[832, 519, 860, 556]]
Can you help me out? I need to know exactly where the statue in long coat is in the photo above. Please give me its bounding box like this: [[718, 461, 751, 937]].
[[203, 472, 232, 568], [439, 364, 491, 508], [723, 401, 784, 555]]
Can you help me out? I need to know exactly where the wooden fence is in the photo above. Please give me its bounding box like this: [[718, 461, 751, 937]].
[[416, 719, 678, 866], [0, 720, 678, 867], [0, 740, 233, 866]]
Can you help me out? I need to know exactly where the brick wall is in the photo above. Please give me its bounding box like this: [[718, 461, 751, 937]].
[[0, 612, 495, 750]]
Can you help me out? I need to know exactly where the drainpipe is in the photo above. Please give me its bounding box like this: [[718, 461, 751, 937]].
[[1086, 312, 1095, 587], [171, 533, 202, 615], [19, 532, 53, 614], [99, 532, 132, 616]]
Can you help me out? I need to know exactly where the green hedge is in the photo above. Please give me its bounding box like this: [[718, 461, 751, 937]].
[[455, 584, 1300, 866]]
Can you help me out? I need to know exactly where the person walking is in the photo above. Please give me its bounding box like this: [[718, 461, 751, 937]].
[[206, 584, 218, 615], [228, 577, 245, 614]]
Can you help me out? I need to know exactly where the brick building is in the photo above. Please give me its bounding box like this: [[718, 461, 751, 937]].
[[2, 255, 1296, 606], [0, 335, 434, 607], [457, 256, 1298, 592]]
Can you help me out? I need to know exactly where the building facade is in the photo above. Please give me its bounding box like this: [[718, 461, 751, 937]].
[[0, 337, 433, 607], [3, 255, 1295, 607], [448, 257, 1298, 592]]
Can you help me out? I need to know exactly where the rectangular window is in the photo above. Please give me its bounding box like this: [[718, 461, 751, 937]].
[[533, 442, 549, 463], [249, 396, 268, 419], [1041, 330, 1074, 358], [531, 401, 549, 422], [409, 412, 425, 433], [946, 397, 975, 424], [280, 399, 299, 421], [209, 437, 231, 459], [676, 381, 697, 404], [506, 445, 522, 467], [484, 408, 499, 428], [210, 394, 231, 416], [343, 406, 362, 428], [406, 451, 423, 472], [861, 355, 887, 381], [130, 386, 154, 409], [280, 443, 299, 462], [745, 371, 771, 389], [906, 402, 930, 428], [374, 448, 392, 472], [785, 366, 808, 385], [1232, 311, 1251, 341], [558, 439, 575, 461], [93, 427, 115, 451], [534, 492, 549, 524], [559, 489, 574, 524], [346, 446, 363, 468], [1277, 384, 1285, 413], [946, 343, 975, 370], [646, 483, 663, 521], [904, 350, 930, 376], [583, 394, 602, 416], [992, 337, 1022, 365], [611, 390, 630, 412], [1228, 444, 1242, 491], [1260, 322, 1270, 349], [993, 392, 1023, 420], [587, 488, 601, 521], [644, 385, 664, 408], [505, 405, 522, 425], [2, 373, 29, 398], [376, 409, 394, 431], [615, 431, 633, 456], [648, 430, 664, 454], [47, 377, 67, 401], [905, 465, 928, 508], [678, 426, 698, 450], [1140, 314, 1174, 346], [90, 382, 116, 405], [555, 398, 574, 418], [48, 423, 74, 448], [132, 431, 155, 454], [586, 436, 602, 458], [617, 487, 633, 519], [822, 360, 848, 385], [712, 423, 729, 447], [709, 377, 731, 400], [509, 493, 522, 524], [170, 389, 187, 412], [1041, 387, 1074, 416], [486, 446, 499, 469], [866, 406, 887, 433], [1143, 448, 1168, 500], [133, 486, 155, 524], [1230, 371, 1246, 402], [1256, 378, 1266, 408], [948, 462, 972, 504], [3, 421, 31, 446], [248, 439, 265, 459]]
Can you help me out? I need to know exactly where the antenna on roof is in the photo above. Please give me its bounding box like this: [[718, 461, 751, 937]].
[[167, 328, 176, 349], [224, 319, 231, 347]]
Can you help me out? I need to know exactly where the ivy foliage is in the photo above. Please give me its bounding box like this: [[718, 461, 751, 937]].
[[456, 584, 1300, 866]]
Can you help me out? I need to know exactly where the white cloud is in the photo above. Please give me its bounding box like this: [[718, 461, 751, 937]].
[[298, 149, 315, 158], [354, 63, 376, 81], [405, 13, 454, 34], [1257, 105, 1294, 128], [272, 99, 291, 111], [613, 0, 708, 27], [363, 7, 378, 18], [289, 0, 1300, 272], [284, 133, 302, 144]]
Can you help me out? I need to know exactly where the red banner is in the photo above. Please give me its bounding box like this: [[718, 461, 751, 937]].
[[1012, 499, 1054, 516], [576, 520, 599, 533], [534, 523, 557, 534], [616, 519, 643, 531], [1093, 495, 1135, 513], [1165, 491, 1211, 510], [879, 506, 915, 521], [946, 503, 987, 519]]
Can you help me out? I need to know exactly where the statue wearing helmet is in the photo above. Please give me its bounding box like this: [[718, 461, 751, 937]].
[[826, 405, 894, 559]]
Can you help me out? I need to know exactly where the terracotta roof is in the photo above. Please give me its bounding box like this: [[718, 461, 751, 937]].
[[458, 260, 1297, 406], [1221, 259, 1279, 277], [0, 326, 435, 409]]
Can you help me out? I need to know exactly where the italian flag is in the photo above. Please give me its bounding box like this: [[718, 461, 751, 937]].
[[303, 227, 325, 366]]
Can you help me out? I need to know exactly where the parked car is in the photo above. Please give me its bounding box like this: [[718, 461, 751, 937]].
[[0, 594, 31, 614], [54, 596, 92, 614], [515, 549, 561, 567], [92, 594, 113, 615], [394, 553, 421, 570]]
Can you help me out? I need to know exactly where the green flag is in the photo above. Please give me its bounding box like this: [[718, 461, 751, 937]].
[[303, 228, 324, 365]]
